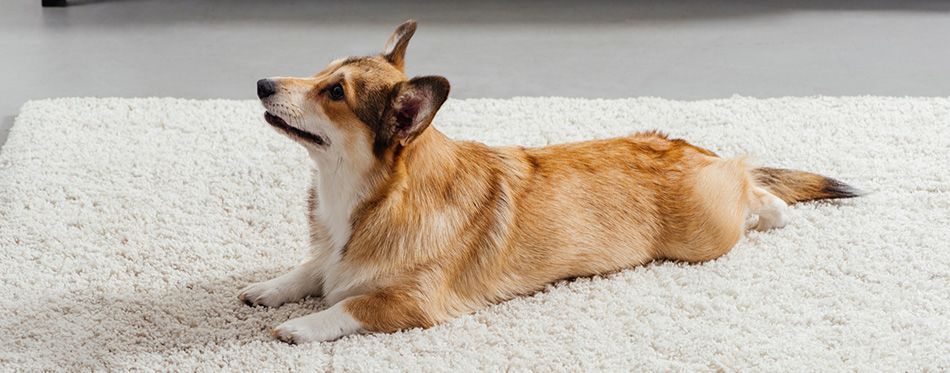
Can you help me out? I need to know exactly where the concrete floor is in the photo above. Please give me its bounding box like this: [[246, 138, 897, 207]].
[[2, 0, 949, 149]]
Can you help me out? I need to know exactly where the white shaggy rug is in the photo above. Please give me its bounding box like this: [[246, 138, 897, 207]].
[[1, 96, 948, 371]]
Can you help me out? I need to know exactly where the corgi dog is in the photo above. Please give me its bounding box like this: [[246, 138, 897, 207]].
[[240, 20, 860, 344]]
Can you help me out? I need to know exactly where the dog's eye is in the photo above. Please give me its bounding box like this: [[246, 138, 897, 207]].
[[329, 84, 345, 101]]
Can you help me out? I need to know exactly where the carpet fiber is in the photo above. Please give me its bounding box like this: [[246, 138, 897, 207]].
[[1, 97, 948, 371]]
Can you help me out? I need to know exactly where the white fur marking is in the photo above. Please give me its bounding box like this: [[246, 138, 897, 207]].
[[238, 260, 324, 307], [310, 134, 379, 300], [272, 301, 363, 344], [754, 192, 789, 231]]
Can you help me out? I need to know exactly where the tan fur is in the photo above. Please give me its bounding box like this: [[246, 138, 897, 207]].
[[336, 131, 767, 329], [249, 20, 860, 341]]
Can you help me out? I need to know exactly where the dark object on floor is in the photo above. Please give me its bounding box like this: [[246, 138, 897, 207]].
[[42, 0, 67, 7]]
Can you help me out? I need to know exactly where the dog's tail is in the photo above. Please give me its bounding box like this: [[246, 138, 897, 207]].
[[751, 167, 862, 204]]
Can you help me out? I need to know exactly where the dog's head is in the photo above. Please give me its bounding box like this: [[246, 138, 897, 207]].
[[256, 20, 450, 165]]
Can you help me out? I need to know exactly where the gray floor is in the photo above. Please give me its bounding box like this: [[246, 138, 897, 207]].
[[2, 0, 949, 149]]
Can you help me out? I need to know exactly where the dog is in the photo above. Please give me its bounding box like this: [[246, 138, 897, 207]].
[[240, 20, 860, 344]]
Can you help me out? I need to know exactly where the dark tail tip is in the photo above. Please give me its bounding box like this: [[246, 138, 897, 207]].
[[821, 177, 864, 200]]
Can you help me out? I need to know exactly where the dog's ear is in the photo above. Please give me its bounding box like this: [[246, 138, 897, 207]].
[[380, 76, 450, 147], [382, 20, 417, 71]]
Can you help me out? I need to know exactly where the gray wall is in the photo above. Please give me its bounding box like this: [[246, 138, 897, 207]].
[[3, 0, 950, 148]]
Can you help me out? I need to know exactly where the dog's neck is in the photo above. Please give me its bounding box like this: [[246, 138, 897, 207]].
[[394, 127, 457, 184], [309, 136, 380, 253], [309, 127, 458, 254]]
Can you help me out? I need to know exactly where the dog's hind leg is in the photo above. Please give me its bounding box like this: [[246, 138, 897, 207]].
[[749, 186, 788, 231]]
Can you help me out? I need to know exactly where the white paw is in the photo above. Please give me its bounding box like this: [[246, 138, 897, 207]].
[[754, 194, 789, 231], [754, 214, 787, 231], [271, 303, 362, 344], [271, 317, 321, 344], [238, 280, 293, 308]]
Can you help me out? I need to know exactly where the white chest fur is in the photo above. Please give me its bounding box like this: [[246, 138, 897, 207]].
[[310, 155, 376, 304]]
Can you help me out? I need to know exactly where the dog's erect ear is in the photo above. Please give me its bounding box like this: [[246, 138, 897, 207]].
[[381, 76, 450, 147], [382, 20, 417, 71]]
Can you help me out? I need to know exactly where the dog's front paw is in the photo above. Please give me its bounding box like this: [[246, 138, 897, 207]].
[[271, 305, 362, 344], [271, 319, 317, 345], [238, 280, 291, 308]]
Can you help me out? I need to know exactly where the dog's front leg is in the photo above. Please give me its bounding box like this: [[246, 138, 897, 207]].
[[272, 288, 433, 344], [238, 259, 324, 308]]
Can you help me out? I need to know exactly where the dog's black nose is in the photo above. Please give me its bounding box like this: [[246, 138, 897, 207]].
[[257, 79, 276, 99]]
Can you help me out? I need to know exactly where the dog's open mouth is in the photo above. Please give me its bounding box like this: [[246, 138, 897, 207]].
[[264, 112, 327, 146]]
